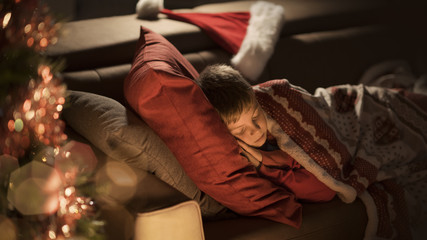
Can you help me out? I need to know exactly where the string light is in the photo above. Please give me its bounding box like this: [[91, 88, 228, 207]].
[[0, 65, 67, 158]]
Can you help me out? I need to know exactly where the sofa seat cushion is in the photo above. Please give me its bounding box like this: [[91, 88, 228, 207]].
[[46, 0, 405, 72]]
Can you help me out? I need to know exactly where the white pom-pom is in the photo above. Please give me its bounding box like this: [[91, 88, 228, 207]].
[[231, 1, 285, 82], [136, 0, 164, 19]]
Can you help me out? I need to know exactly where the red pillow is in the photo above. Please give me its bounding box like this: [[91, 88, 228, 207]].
[[124, 26, 302, 228]]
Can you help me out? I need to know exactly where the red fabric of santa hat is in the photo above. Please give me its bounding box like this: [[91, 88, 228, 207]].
[[136, 0, 285, 82], [160, 9, 250, 55]]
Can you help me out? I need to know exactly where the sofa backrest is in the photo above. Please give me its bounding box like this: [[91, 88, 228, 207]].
[[45, 0, 427, 103]]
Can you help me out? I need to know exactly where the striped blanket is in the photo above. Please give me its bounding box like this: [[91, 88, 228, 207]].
[[254, 79, 427, 239]]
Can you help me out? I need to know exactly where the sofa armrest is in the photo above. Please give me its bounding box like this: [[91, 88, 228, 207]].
[[97, 156, 191, 240], [65, 124, 191, 240], [134, 200, 205, 240]]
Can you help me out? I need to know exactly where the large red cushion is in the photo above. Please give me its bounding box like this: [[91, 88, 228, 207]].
[[124, 26, 302, 227]]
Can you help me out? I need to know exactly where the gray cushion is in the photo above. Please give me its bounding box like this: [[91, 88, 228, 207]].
[[62, 90, 227, 217]]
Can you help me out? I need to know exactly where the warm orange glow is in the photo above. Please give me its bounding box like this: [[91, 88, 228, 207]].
[[43, 193, 59, 215], [44, 169, 63, 192], [7, 120, 15, 132], [22, 99, 31, 112], [37, 123, 45, 135], [39, 37, 48, 48], [40, 66, 53, 83], [37, 107, 46, 117], [39, 98, 47, 107], [57, 97, 65, 104], [26, 37, 34, 47]]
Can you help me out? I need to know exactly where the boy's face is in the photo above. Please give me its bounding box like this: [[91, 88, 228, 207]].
[[227, 101, 267, 147]]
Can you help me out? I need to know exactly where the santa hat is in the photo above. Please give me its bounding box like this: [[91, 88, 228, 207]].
[[136, 0, 285, 82]]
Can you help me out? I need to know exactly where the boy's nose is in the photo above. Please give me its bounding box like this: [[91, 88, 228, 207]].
[[249, 129, 256, 136]]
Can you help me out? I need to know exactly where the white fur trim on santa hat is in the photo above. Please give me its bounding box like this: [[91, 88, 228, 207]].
[[231, 1, 285, 82], [136, 0, 164, 19]]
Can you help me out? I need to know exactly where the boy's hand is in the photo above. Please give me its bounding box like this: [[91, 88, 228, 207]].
[[237, 139, 262, 168], [238, 140, 297, 169]]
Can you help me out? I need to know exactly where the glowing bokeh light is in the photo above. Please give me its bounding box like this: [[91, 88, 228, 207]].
[[25, 110, 35, 120], [7, 120, 14, 132], [22, 99, 32, 112], [2, 12, 11, 28], [27, 37, 34, 47], [64, 186, 75, 197], [14, 119, 24, 132], [62, 224, 70, 237], [95, 161, 137, 204], [37, 123, 45, 135], [42, 87, 51, 98], [57, 97, 65, 105], [40, 38, 48, 48], [24, 24, 31, 33], [54, 141, 98, 184], [48, 230, 56, 239], [7, 161, 63, 215], [38, 22, 45, 31], [33, 90, 41, 101]]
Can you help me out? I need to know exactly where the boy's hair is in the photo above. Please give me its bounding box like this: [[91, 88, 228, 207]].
[[197, 64, 254, 124]]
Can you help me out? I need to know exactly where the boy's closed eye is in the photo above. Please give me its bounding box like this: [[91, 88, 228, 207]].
[[233, 127, 246, 136]]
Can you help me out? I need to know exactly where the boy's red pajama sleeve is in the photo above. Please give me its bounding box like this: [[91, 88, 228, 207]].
[[258, 150, 336, 202]]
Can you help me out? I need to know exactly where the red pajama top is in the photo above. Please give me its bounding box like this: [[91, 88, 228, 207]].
[[256, 141, 336, 202]]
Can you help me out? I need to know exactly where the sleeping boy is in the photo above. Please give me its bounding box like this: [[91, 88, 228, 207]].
[[196, 64, 335, 203]]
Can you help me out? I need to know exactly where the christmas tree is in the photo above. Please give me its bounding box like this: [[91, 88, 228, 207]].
[[1, 0, 105, 239]]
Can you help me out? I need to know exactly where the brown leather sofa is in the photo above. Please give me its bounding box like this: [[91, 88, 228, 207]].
[[45, 0, 427, 239]]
